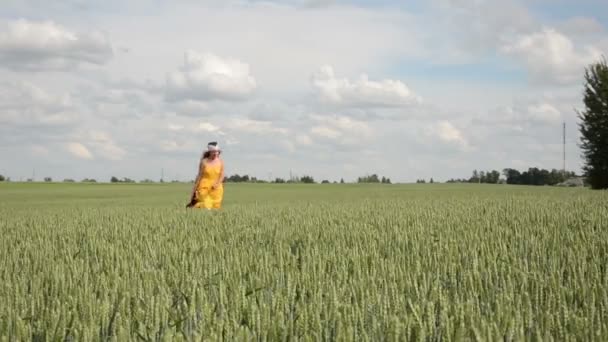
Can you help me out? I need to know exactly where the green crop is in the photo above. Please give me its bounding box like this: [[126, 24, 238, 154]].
[[0, 182, 607, 340]]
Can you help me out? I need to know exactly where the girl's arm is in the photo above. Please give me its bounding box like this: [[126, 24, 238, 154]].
[[191, 158, 204, 197], [214, 160, 224, 188]]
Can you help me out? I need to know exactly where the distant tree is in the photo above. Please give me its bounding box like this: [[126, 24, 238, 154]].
[[111, 176, 119, 183], [578, 56, 608, 189], [416, 179, 426, 184], [300, 175, 315, 184], [273, 177, 286, 183], [340, 178, 345, 184], [430, 178, 434, 184], [321, 180, 330, 184], [502, 168, 521, 184], [501, 167, 577, 186], [82, 178, 97, 183], [63, 179, 75, 183], [358, 174, 382, 183], [469, 170, 480, 183], [380, 177, 392, 184], [0, 175, 4, 182], [140, 179, 155, 183], [44, 177, 52, 182], [226, 174, 252, 182], [487, 170, 500, 184]]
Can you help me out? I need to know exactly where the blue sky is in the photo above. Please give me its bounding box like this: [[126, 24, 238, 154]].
[[0, 0, 606, 182]]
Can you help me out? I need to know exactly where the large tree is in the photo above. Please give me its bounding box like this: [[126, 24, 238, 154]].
[[578, 56, 608, 189]]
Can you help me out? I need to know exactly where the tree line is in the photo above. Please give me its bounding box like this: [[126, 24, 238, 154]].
[[442, 168, 580, 186], [0, 169, 583, 186]]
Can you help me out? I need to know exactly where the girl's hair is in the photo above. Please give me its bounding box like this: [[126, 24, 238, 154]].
[[202, 150, 221, 159]]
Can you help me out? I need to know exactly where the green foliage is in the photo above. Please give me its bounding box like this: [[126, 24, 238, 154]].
[[0, 183, 607, 340], [0, 175, 4, 182], [468, 170, 501, 184], [299, 175, 315, 183], [111, 176, 136, 183], [578, 56, 608, 189], [503, 168, 577, 185], [226, 174, 250, 182], [358, 174, 390, 184]]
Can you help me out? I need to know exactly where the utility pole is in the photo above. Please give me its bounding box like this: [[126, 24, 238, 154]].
[[563, 122, 566, 177]]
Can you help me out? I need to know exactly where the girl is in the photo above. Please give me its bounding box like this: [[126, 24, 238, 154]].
[[188, 142, 224, 209]]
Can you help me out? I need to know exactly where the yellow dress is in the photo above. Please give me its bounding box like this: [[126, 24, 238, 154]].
[[194, 160, 224, 209]]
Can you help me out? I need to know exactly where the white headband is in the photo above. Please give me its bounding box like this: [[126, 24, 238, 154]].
[[207, 144, 220, 151]]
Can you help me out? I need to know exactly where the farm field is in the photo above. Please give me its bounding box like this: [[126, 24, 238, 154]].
[[0, 182, 607, 340]]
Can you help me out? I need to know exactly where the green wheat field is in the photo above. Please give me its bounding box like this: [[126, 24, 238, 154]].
[[0, 182, 607, 341]]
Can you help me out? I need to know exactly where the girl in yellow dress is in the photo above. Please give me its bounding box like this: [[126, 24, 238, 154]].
[[187, 142, 225, 209]]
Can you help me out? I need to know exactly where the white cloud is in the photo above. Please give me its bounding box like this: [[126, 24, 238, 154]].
[[248, 101, 305, 122], [168, 124, 184, 131], [0, 19, 113, 71], [166, 99, 210, 117], [429, 0, 535, 62], [67, 142, 93, 159], [311, 125, 341, 139], [558, 16, 605, 36], [159, 140, 181, 152], [477, 101, 563, 127], [230, 118, 289, 135], [526, 103, 561, 124], [30, 145, 50, 157], [426, 121, 469, 151], [195, 122, 221, 133], [309, 114, 372, 146], [165, 50, 257, 102], [501, 28, 602, 84], [295, 134, 313, 146], [88, 131, 127, 160], [311, 65, 422, 108], [0, 81, 75, 126]]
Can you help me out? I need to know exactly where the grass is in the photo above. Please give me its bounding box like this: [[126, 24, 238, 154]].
[[0, 182, 607, 340]]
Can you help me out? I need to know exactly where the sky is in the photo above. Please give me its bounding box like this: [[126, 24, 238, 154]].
[[1, 0, 607, 183]]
